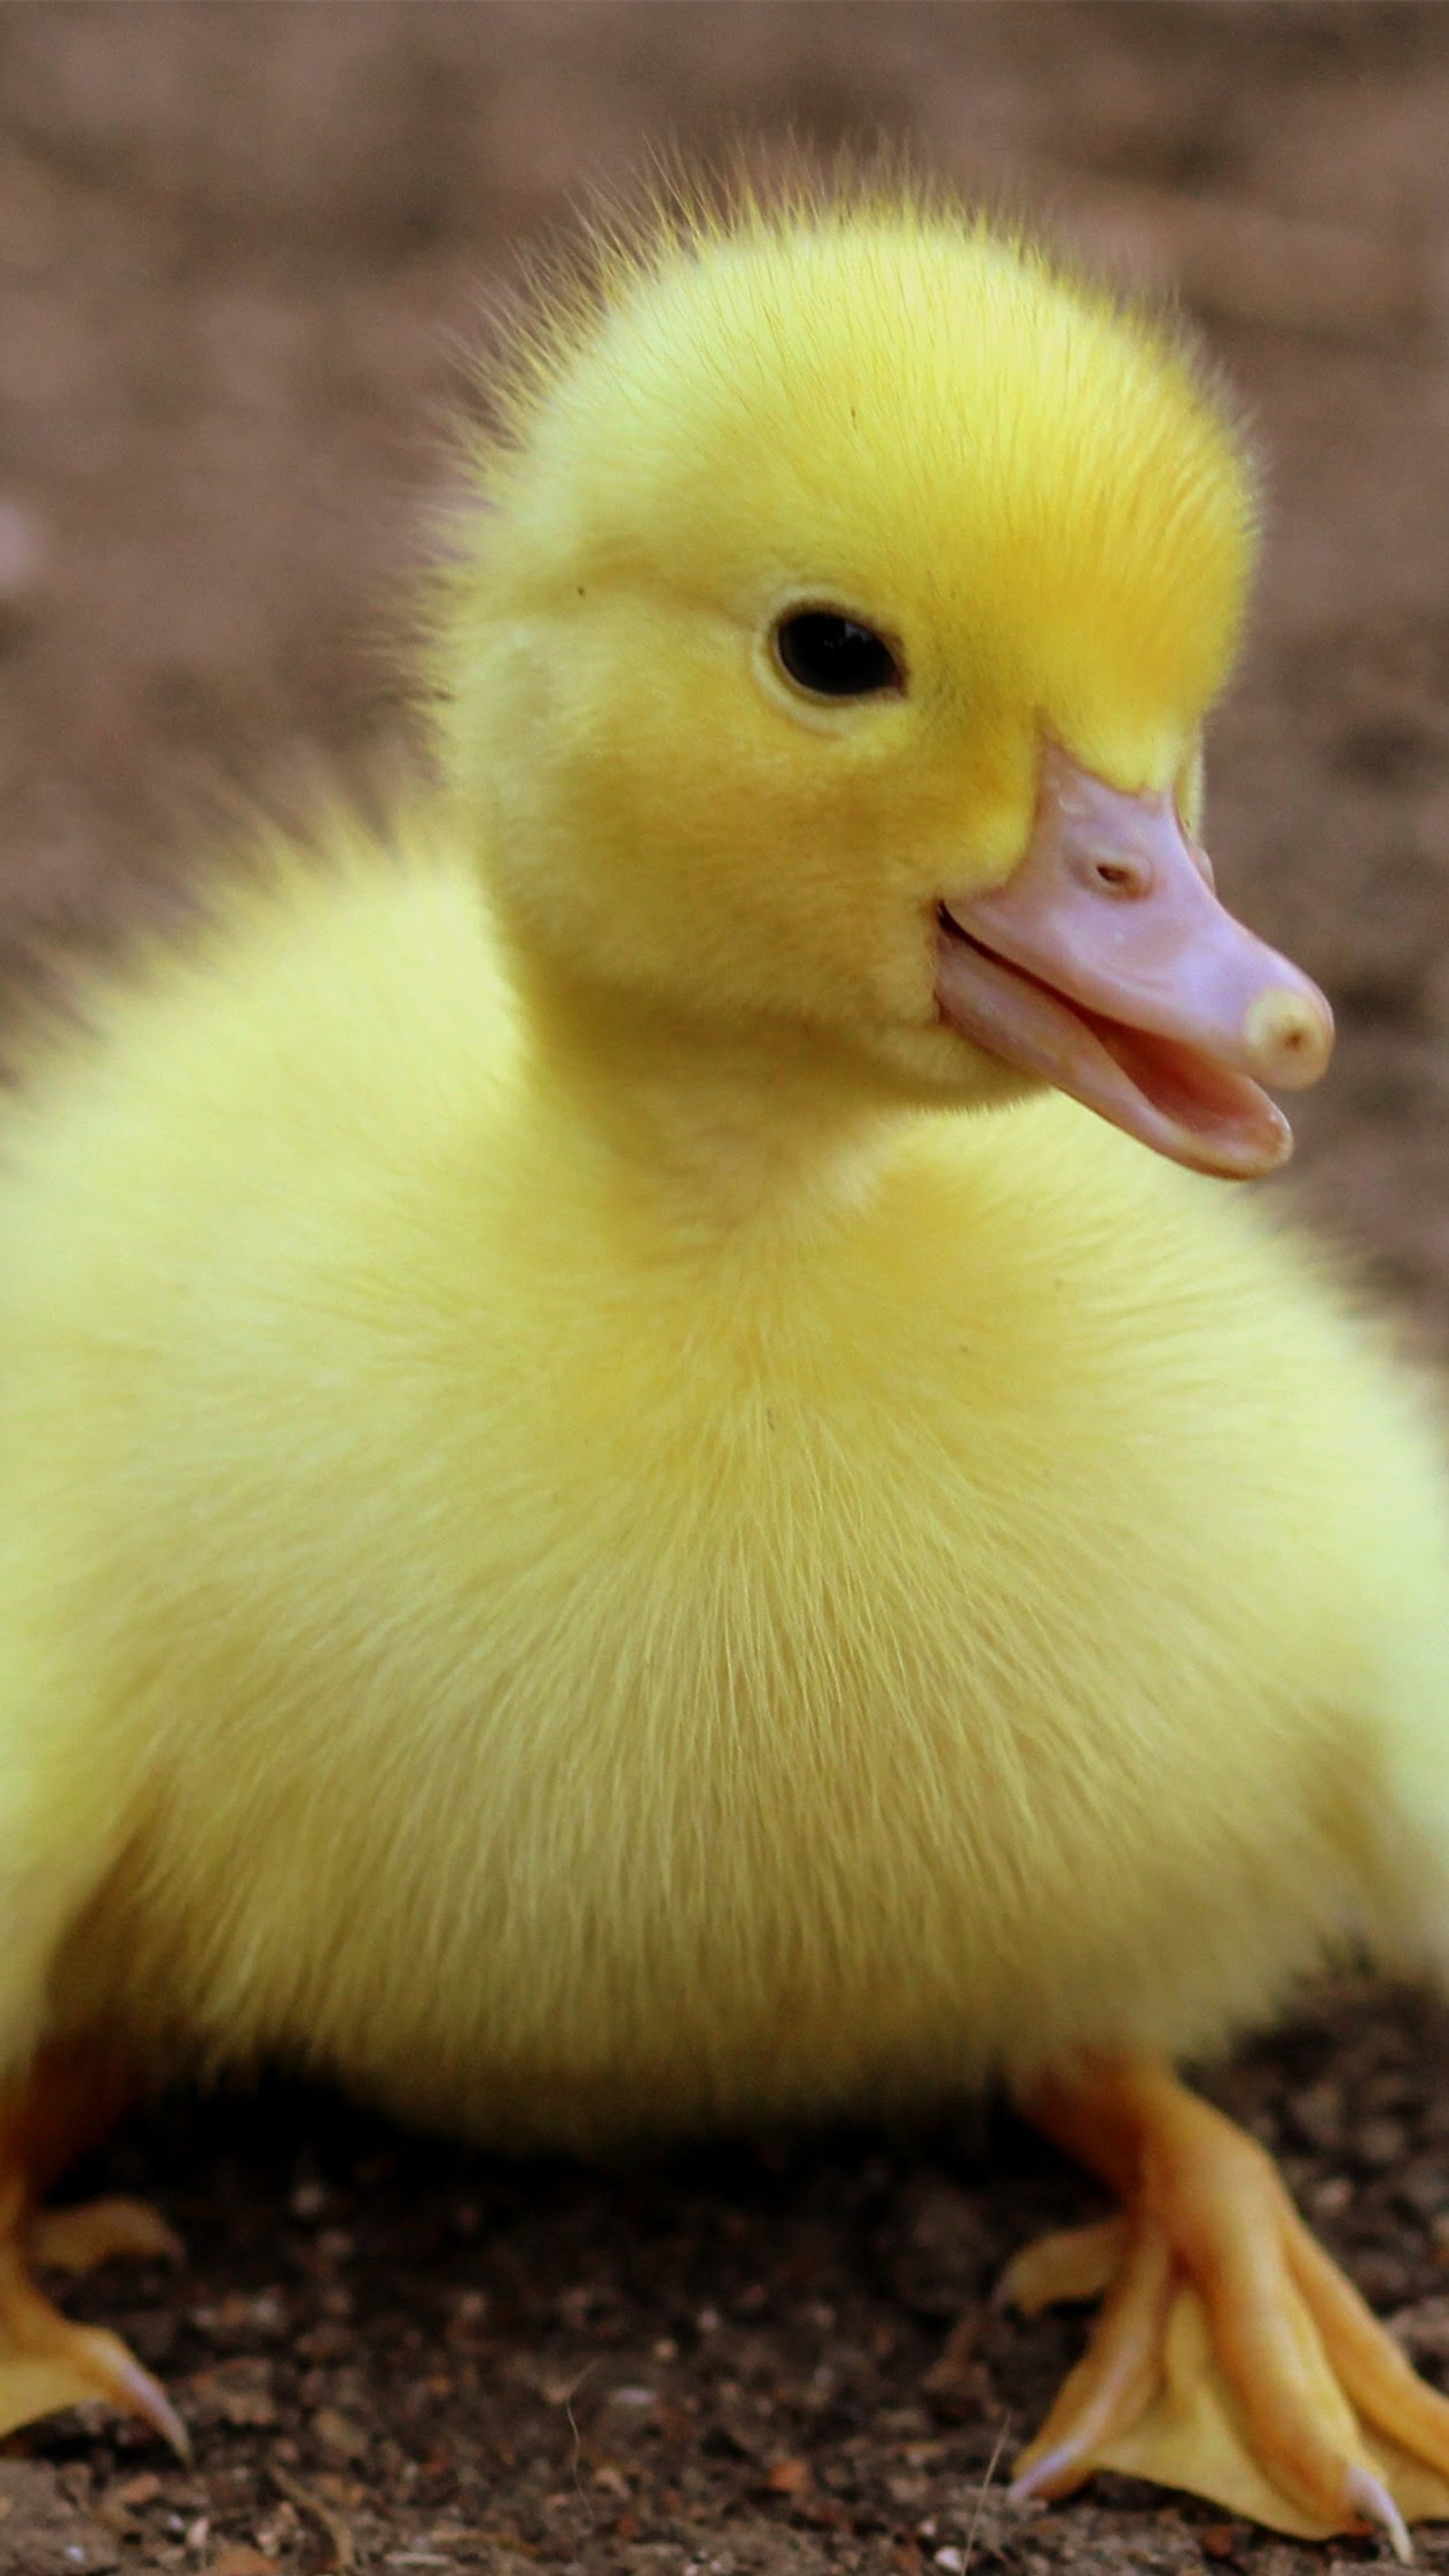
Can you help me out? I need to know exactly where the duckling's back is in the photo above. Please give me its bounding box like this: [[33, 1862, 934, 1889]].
[[4, 811, 1447, 2147]]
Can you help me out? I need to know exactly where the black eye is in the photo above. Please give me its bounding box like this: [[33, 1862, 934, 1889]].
[[772, 610, 902, 700]]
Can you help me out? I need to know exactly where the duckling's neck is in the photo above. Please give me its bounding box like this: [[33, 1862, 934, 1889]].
[[511, 962, 907, 1245]]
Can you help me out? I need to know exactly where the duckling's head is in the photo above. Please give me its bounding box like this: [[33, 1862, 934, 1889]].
[[437, 193, 1330, 1177]]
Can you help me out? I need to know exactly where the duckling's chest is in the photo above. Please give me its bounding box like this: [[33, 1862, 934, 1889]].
[[131, 1159, 1377, 2137]]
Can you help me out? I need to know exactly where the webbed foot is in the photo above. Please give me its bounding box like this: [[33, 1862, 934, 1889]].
[[0, 2043, 187, 2451], [1001, 2053, 1449, 2556]]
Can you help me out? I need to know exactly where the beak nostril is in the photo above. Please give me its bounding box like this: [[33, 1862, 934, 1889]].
[[1086, 856, 1147, 898]]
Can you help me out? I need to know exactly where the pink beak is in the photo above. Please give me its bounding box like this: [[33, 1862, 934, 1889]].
[[935, 743, 1333, 1177]]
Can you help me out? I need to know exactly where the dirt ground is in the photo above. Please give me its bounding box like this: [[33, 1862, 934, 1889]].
[[5, 5, 1449, 2571]]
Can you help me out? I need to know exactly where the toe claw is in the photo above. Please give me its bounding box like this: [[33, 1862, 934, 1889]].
[[90, 2328, 191, 2459], [1008, 2441, 1088, 2506], [1346, 2464, 1414, 2566]]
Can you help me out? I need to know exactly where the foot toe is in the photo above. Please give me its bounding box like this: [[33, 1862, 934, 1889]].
[[27, 2196, 184, 2275], [996, 2214, 1128, 2317]]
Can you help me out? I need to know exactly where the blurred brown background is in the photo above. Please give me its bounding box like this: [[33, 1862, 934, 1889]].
[[6, 11, 1449, 2575]]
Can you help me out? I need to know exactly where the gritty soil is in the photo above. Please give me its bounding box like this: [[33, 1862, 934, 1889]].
[[5, 6, 1449, 2571]]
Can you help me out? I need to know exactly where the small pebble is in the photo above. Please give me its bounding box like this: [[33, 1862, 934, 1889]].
[[765, 2456, 811, 2495], [1310, 2174, 1354, 2216], [113, 2476, 162, 2511], [312, 2406, 369, 2463], [1356, 2116, 1407, 2167]]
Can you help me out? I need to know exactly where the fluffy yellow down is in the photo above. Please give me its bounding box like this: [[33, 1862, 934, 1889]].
[[2, 195, 1448, 2155]]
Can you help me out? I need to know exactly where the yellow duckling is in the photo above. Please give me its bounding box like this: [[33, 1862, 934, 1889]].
[[4, 188, 1449, 2556]]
